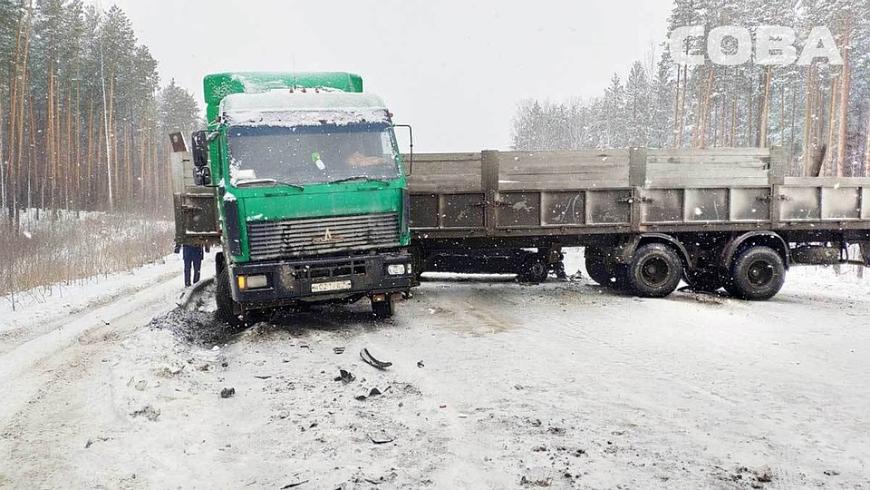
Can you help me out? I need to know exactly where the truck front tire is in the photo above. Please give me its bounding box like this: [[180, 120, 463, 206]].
[[215, 268, 247, 331], [725, 246, 785, 300], [372, 296, 394, 318], [627, 244, 683, 298]]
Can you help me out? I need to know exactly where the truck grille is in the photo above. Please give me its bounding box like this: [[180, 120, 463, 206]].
[[247, 213, 400, 260]]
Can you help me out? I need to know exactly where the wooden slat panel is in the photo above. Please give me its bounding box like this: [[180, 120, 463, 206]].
[[501, 163, 629, 175], [783, 177, 870, 186], [730, 188, 771, 222], [404, 152, 480, 162], [648, 162, 766, 171], [409, 161, 482, 175], [408, 183, 482, 193], [648, 148, 771, 157], [500, 172, 629, 183], [645, 177, 769, 188], [821, 187, 861, 220], [407, 174, 480, 184], [647, 166, 768, 179], [647, 156, 768, 165], [502, 149, 631, 160], [499, 180, 630, 191]]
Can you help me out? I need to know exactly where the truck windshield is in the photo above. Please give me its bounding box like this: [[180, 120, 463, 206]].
[[226, 123, 400, 187]]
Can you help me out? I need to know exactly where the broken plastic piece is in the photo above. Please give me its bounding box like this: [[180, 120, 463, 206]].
[[360, 348, 392, 370], [334, 369, 355, 384]]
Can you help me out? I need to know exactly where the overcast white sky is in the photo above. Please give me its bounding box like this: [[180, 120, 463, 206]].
[[101, 0, 672, 151]]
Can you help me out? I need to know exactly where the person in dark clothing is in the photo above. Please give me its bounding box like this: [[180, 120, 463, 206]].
[[174, 243, 208, 287]]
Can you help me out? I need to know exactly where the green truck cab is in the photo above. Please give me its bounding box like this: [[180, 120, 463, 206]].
[[172, 72, 413, 326]]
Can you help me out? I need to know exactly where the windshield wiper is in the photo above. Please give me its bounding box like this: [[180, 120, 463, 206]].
[[328, 175, 392, 185], [235, 178, 304, 190]]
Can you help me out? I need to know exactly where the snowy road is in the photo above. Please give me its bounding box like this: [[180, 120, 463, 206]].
[[0, 251, 868, 489]]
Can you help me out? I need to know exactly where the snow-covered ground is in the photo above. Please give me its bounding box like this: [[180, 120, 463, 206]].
[[0, 249, 868, 489]]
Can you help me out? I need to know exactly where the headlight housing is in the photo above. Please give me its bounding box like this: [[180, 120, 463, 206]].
[[386, 264, 406, 275], [237, 274, 269, 289]]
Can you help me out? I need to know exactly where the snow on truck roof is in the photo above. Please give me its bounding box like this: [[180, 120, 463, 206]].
[[221, 91, 389, 127]]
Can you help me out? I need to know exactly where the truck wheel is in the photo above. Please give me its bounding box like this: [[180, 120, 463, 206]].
[[517, 255, 548, 284], [627, 243, 683, 298], [215, 267, 247, 331], [371, 296, 394, 318], [410, 244, 425, 282], [585, 248, 611, 286], [585, 248, 630, 289], [215, 252, 225, 277], [684, 268, 724, 293], [725, 246, 785, 300]]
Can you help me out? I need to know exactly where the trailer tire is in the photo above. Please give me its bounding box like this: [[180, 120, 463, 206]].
[[372, 296, 394, 318], [584, 249, 611, 286], [585, 248, 630, 289], [684, 268, 724, 293], [215, 268, 247, 331], [725, 246, 785, 301], [517, 255, 549, 284], [627, 244, 683, 298]]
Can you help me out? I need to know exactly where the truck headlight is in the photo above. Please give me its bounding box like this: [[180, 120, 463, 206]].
[[387, 264, 406, 275], [238, 274, 269, 289]]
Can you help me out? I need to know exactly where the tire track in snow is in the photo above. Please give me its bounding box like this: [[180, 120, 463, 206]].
[[0, 274, 182, 428]]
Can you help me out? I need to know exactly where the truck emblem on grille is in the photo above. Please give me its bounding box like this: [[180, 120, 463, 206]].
[[312, 227, 342, 244]]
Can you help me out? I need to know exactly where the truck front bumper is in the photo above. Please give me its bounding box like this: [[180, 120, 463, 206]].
[[228, 252, 413, 309]]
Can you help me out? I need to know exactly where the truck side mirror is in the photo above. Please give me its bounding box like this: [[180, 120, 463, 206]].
[[393, 124, 414, 170], [169, 132, 187, 153], [191, 130, 208, 168]]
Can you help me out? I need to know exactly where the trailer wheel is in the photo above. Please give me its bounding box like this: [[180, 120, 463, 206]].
[[585, 248, 615, 286], [517, 255, 549, 284], [725, 246, 785, 300], [215, 268, 248, 331], [627, 244, 683, 297], [371, 296, 394, 318], [585, 248, 630, 289], [684, 268, 724, 293]]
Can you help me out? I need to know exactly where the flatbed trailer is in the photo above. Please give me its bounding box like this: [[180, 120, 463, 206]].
[[406, 147, 870, 299]]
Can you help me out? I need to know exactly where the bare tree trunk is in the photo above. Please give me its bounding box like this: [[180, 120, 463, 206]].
[[748, 73, 755, 146], [779, 84, 785, 146], [864, 102, 870, 176], [672, 66, 680, 148], [86, 101, 95, 209], [789, 82, 797, 174], [803, 65, 817, 175], [74, 80, 82, 212], [0, 97, 5, 211], [48, 68, 56, 211], [826, 79, 839, 176], [835, 17, 852, 177], [758, 66, 772, 147], [7, 2, 32, 230], [13, 16, 32, 231], [694, 68, 714, 149], [100, 38, 114, 211]]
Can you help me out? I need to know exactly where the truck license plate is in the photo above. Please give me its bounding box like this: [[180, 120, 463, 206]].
[[311, 280, 352, 293]]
